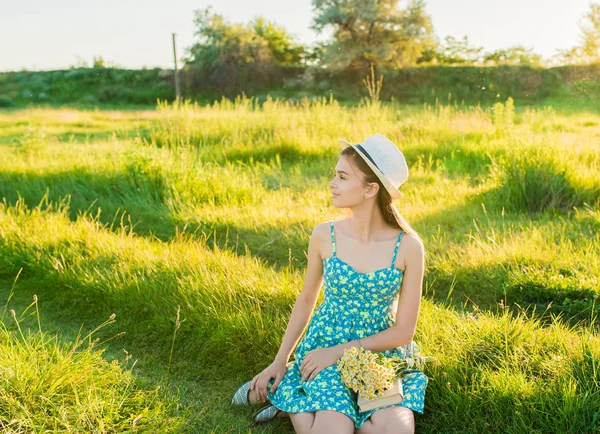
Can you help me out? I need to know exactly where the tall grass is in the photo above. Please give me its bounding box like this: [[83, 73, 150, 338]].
[[0, 96, 599, 432], [0, 284, 185, 432]]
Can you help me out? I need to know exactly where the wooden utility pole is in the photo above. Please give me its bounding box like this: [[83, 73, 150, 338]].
[[172, 32, 181, 103]]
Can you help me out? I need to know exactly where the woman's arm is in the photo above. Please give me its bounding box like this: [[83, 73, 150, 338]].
[[273, 223, 327, 364], [252, 223, 328, 401], [331, 233, 425, 358]]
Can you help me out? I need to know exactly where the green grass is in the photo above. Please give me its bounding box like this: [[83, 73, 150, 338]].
[[0, 276, 187, 432], [0, 95, 599, 432]]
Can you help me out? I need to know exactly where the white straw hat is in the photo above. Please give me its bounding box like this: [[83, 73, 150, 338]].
[[339, 133, 408, 200]]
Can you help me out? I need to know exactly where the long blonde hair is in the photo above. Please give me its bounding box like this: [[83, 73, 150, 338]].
[[340, 146, 420, 238]]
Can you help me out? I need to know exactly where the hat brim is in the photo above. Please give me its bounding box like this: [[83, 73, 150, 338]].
[[338, 139, 403, 200]]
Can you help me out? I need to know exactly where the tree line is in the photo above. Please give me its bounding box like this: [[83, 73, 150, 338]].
[[183, 1, 599, 73], [178, 0, 600, 96], [5, 0, 599, 105]]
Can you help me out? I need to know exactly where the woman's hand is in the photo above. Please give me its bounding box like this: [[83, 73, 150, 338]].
[[299, 347, 338, 382], [250, 360, 288, 403]]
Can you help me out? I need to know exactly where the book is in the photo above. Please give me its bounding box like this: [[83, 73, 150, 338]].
[[357, 377, 403, 412]]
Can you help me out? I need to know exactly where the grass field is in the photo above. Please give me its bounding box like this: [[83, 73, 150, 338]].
[[0, 95, 599, 433]]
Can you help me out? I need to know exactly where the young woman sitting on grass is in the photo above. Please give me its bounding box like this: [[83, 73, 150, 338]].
[[231, 134, 429, 434]]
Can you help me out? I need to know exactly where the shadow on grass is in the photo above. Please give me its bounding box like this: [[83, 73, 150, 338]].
[[1, 182, 598, 432], [0, 274, 299, 433], [410, 182, 599, 326], [0, 126, 153, 146], [0, 277, 202, 433], [1, 156, 598, 333], [0, 169, 176, 238]]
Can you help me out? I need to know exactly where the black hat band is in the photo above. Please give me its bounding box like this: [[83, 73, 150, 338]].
[[355, 144, 381, 172]]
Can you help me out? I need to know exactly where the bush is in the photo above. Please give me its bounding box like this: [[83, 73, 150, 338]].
[[490, 144, 600, 213], [0, 68, 175, 106], [0, 96, 14, 107]]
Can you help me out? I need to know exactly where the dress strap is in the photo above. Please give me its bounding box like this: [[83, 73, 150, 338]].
[[391, 231, 404, 267], [329, 220, 337, 257]]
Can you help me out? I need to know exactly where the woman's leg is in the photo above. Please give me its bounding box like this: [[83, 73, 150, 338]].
[[355, 407, 414, 434], [290, 410, 354, 434], [289, 411, 315, 433], [248, 387, 267, 405]]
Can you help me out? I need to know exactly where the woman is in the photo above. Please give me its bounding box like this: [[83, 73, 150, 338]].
[[231, 134, 428, 433]]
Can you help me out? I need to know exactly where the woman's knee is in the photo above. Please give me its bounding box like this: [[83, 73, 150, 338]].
[[365, 406, 414, 434], [310, 410, 355, 434], [289, 411, 315, 434], [288, 409, 356, 434]]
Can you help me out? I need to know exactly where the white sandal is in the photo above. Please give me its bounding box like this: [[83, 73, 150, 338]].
[[253, 404, 282, 424], [231, 380, 253, 406]]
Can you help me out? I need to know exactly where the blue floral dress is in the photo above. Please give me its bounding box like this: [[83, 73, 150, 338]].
[[266, 220, 429, 428]]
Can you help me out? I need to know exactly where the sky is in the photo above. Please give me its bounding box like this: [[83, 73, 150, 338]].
[[1, 0, 594, 71]]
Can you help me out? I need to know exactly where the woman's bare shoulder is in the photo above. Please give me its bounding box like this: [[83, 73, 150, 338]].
[[400, 231, 425, 257], [311, 220, 332, 239], [308, 221, 334, 262]]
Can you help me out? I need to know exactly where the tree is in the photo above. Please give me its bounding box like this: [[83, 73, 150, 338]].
[[185, 8, 273, 69], [91, 56, 120, 68], [251, 17, 306, 65], [423, 35, 484, 65], [482, 46, 542, 66], [579, 3, 600, 63], [555, 2, 600, 65], [93, 56, 106, 68], [183, 7, 306, 94], [185, 8, 306, 68], [311, 0, 436, 71]]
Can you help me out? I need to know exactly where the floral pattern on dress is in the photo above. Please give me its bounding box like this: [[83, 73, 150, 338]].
[[266, 220, 429, 428]]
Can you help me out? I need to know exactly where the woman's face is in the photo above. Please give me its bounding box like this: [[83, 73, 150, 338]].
[[329, 155, 376, 207]]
